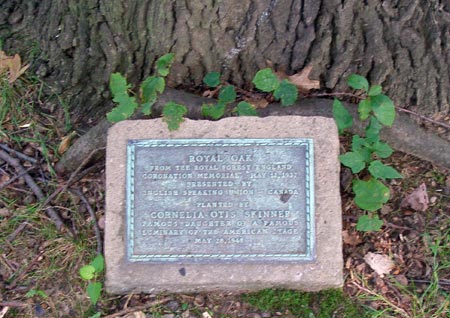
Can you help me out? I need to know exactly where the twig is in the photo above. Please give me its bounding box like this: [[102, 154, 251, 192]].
[[70, 188, 103, 255], [0, 165, 36, 191], [7, 222, 29, 242], [102, 297, 172, 318], [397, 107, 450, 130], [408, 278, 450, 287], [43, 148, 105, 208], [6, 250, 45, 290], [352, 281, 411, 318], [306, 92, 363, 99], [0, 301, 27, 307], [0, 144, 38, 164], [0, 149, 67, 233]]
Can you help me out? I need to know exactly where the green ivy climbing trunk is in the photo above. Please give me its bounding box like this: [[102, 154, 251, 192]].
[[1, 0, 449, 125]]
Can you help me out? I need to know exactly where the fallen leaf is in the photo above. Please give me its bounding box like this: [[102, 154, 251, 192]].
[[133, 311, 146, 318], [287, 65, 320, 93], [342, 230, 362, 246], [58, 132, 76, 155], [202, 312, 213, 318], [0, 51, 29, 83], [244, 97, 269, 109], [401, 183, 429, 212], [364, 252, 394, 277]]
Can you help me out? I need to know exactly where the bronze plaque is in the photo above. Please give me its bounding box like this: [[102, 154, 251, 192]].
[[126, 139, 315, 262]]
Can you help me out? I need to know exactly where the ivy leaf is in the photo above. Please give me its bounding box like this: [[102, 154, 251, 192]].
[[356, 214, 383, 232], [353, 178, 390, 211], [79, 265, 95, 281], [365, 116, 382, 142], [106, 99, 137, 123], [87, 282, 102, 305], [201, 102, 226, 120], [339, 152, 366, 173], [273, 79, 298, 106], [347, 74, 369, 92], [371, 94, 395, 127], [236, 101, 258, 116], [252, 68, 280, 92], [140, 76, 165, 115], [368, 85, 382, 96], [90, 255, 105, 274], [156, 53, 175, 77], [203, 72, 221, 87], [372, 141, 393, 158], [368, 160, 402, 179], [107, 73, 138, 123], [162, 102, 187, 131], [358, 99, 372, 121], [109, 73, 130, 97], [218, 85, 237, 104], [351, 135, 372, 162], [333, 98, 353, 134]]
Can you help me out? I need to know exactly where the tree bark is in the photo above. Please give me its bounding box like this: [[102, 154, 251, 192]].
[[1, 0, 449, 125]]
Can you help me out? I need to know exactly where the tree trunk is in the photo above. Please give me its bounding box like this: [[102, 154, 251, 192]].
[[1, 0, 449, 125]]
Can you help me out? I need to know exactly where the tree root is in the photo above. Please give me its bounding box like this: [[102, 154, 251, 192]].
[[56, 88, 450, 174]]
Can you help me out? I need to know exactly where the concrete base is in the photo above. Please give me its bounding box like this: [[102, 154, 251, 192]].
[[105, 116, 343, 293]]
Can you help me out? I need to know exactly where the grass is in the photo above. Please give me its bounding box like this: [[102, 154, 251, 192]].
[[242, 289, 368, 317]]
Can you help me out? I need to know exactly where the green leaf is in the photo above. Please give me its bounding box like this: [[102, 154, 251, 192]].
[[365, 116, 382, 142], [203, 72, 221, 87], [87, 282, 102, 305], [368, 85, 382, 96], [79, 265, 95, 281], [156, 53, 175, 76], [353, 178, 390, 211], [140, 76, 165, 115], [90, 255, 105, 274], [347, 74, 369, 92], [106, 99, 137, 123], [368, 160, 402, 179], [372, 141, 393, 158], [218, 85, 237, 104], [162, 102, 187, 131], [201, 102, 226, 120], [358, 99, 372, 121], [236, 101, 258, 116], [107, 73, 138, 123], [109, 73, 130, 98], [371, 94, 395, 126], [339, 152, 366, 173], [351, 135, 372, 162], [332, 98, 353, 134], [356, 214, 383, 232], [25, 289, 48, 299], [273, 79, 298, 106], [89, 313, 101, 318], [252, 68, 280, 92]]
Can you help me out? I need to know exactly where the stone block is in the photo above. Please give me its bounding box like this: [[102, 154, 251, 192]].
[[105, 116, 343, 293]]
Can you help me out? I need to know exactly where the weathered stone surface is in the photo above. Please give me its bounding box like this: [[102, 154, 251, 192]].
[[105, 116, 343, 293]]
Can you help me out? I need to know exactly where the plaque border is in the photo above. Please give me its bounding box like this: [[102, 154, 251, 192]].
[[126, 138, 315, 262]]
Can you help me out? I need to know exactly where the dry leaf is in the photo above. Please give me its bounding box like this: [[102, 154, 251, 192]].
[[401, 183, 429, 212], [0, 50, 29, 83], [244, 97, 269, 109], [288, 65, 320, 93], [364, 252, 394, 277], [342, 230, 362, 246], [202, 312, 213, 318], [133, 311, 146, 318], [58, 132, 76, 155]]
